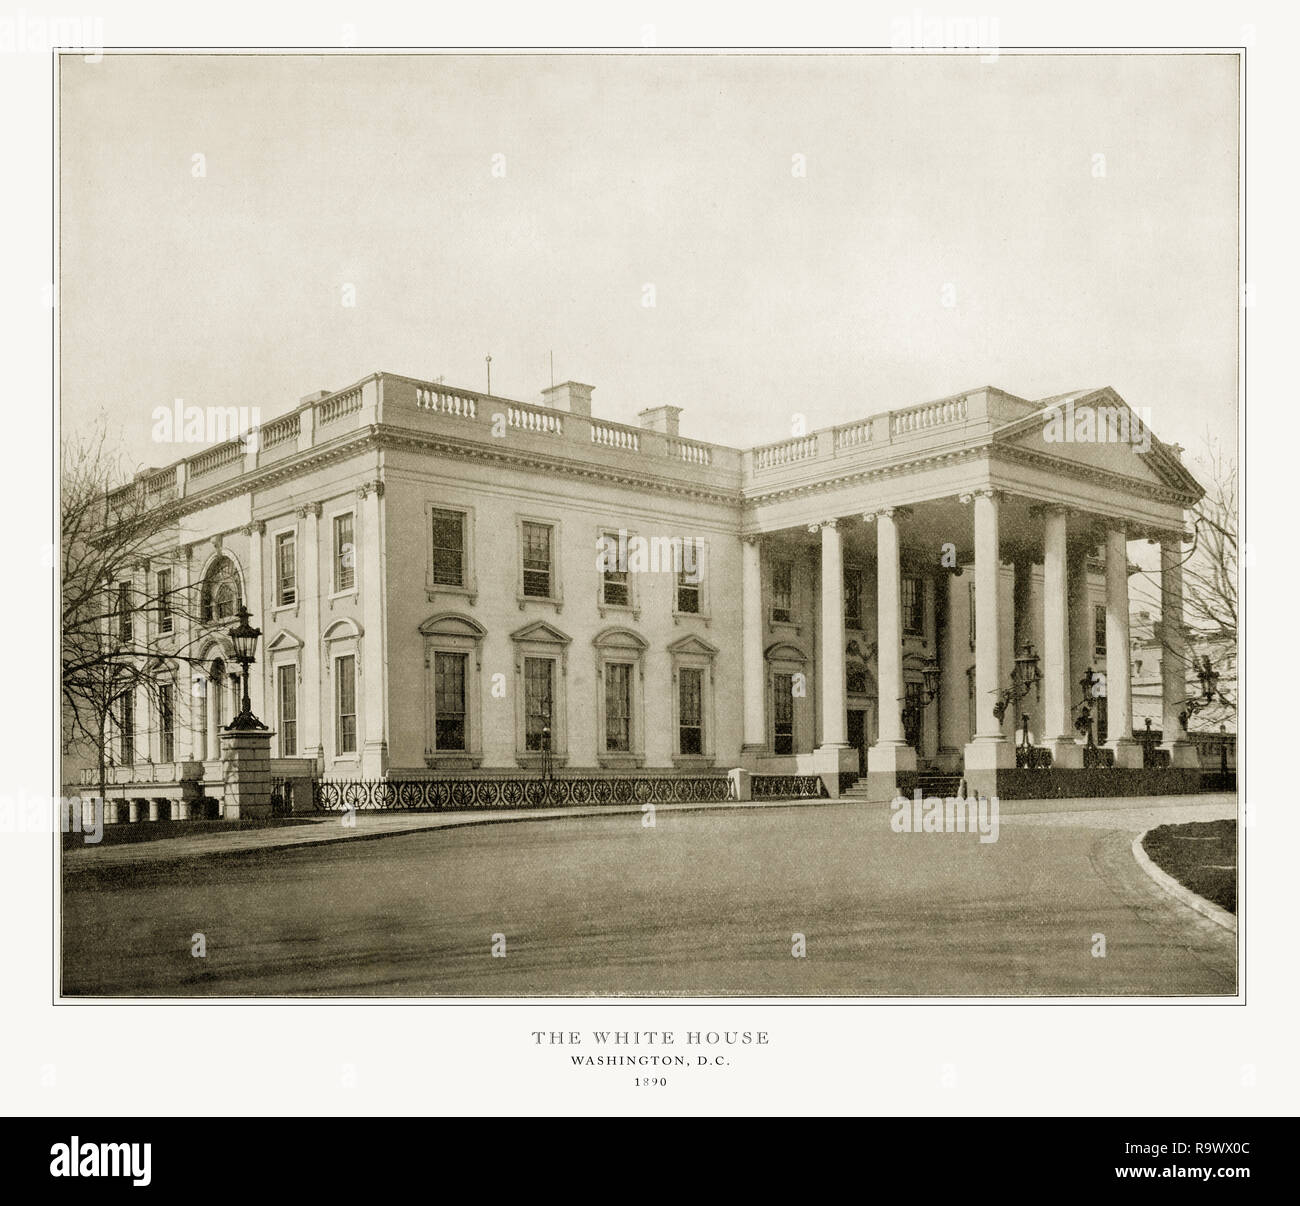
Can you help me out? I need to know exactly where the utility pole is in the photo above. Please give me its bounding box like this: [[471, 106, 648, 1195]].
[[485, 355, 492, 396]]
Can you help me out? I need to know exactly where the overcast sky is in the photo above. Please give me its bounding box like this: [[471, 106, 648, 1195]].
[[59, 52, 1238, 472]]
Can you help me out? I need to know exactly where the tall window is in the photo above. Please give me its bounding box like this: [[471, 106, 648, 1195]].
[[157, 569, 172, 634], [676, 565, 700, 614], [201, 557, 240, 622], [524, 657, 554, 750], [902, 576, 924, 636], [434, 652, 468, 751], [335, 654, 356, 754], [333, 513, 355, 592], [158, 683, 174, 762], [521, 522, 553, 598], [277, 665, 297, 756], [601, 532, 630, 606], [276, 532, 297, 605], [679, 667, 703, 754], [771, 560, 793, 622], [604, 662, 632, 752], [117, 689, 134, 765], [844, 568, 862, 628], [430, 509, 465, 587], [1094, 604, 1107, 656], [117, 581, 132, 643], [772, 673, 794, 754]]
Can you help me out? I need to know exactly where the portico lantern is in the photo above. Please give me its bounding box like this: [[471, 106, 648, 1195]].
[[1013, 643, 1042, 695], [921, 657, 941, 704]]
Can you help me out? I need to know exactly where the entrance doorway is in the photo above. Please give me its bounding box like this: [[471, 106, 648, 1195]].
[[847, 709, 868, 774]]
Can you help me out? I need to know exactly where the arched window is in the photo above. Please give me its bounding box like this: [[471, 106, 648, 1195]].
[[201, 558, 242, 623]]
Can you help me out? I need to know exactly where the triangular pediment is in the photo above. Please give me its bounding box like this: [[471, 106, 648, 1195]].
[[510, 619, 572, 645], [266, 629, 304, 652], [994, 387, 1204, 501], [666, 634, 719, 656]]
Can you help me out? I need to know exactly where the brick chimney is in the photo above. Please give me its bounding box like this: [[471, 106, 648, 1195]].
[[637, 405, 682, 437], [541, 381, 594, 417]]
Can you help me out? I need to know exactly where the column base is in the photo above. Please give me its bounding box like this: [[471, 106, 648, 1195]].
[[1045, 738, 1084, 769], [862, 741, 917, 802], [963, 738, 1015, 799], [963, 737, 1015, 771], [1106, 737, 1144, 769], [1160, 740, 1201, 769], [809, 744, 859, 797]]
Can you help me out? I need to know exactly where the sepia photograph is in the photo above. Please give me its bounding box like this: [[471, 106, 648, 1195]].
[[57, 49, 1239, 1000]]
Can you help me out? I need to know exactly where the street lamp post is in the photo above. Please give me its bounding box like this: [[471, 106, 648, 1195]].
[[225, 604, 266, 731]]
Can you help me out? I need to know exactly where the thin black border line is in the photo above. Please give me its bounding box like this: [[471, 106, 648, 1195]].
[[52, 45, 1246, 1009]]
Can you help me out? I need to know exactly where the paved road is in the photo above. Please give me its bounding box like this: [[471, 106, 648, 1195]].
[[61, 794, 1236, 997]]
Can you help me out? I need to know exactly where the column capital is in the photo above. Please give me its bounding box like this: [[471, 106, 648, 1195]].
[[1148, 528, 1193, 547], [807, 518, 839, 534], [861, 506, 912, 524], [959, 488, 1002, 505], [296, 502, 322, 519], [741, 533, 764, 546], [1027, 501, 1070, 518], [242, 520, 266, 537], [356, 479, 385, 500]]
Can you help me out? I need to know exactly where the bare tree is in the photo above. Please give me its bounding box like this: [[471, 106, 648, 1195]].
[[61, 421, 207, 807], [1132, 435, 1237, 725]]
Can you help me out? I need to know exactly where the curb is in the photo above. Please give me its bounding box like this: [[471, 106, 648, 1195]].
[[1131, 830, 1237, 933]]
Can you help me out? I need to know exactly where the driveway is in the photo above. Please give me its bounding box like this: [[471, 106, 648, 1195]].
[[60, 794, 1237, 997]]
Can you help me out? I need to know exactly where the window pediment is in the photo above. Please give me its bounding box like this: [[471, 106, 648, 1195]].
[[267, 630, 304, 653], [510, 619, 572, 646], [593, 626, 649, 652], [419, 611, 487, 640], [322, 617, 363, 642], [667, 633, 718, 657], [765, 640, 808, 663]]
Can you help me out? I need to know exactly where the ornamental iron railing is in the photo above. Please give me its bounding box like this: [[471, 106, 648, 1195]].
[[312, 775, 736, 812]]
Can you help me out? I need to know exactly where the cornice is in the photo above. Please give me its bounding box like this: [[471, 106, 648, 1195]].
[[122, 411, 1199, 530], [373, 426, 745, 506], [989, 444, 1199, 506]]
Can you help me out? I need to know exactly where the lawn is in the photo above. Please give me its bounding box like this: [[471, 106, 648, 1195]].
[[1141, 819, 1236, 913]]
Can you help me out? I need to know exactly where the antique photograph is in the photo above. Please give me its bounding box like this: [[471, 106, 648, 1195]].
[[58, 50, 1240, 997]]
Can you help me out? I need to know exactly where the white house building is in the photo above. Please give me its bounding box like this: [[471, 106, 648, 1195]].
[[69, 371, 1217, 814]]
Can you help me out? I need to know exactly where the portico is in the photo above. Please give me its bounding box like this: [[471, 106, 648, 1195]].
[[737, 386, 1207, 799]]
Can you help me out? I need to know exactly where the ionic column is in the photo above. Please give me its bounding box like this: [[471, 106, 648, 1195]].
[[809, 519, 848, 750], [741, 536, 766, 753], [863, 507, 915, 786], [1042, 507, 1082, 766], [244, 520, 266, 721], [298, 502, 324, 765], [358, 480, 389, 775], [962, 489, 1013, 772], [1159, 534, 1200, 767], [1104, 524, 1141, 766]]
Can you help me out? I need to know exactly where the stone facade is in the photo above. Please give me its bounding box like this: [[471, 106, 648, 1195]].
[[70, 373, 1212, 805]]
